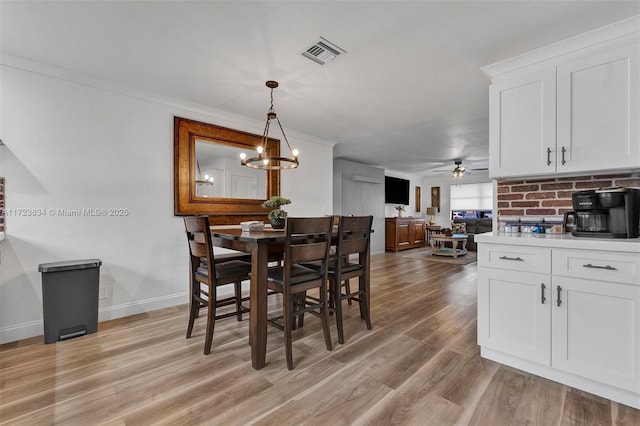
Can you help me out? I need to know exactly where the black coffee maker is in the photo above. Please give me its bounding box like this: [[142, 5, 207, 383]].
[[564, 188, 640, 238]]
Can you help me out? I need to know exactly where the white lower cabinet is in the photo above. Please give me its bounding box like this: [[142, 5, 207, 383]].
[[478, 269, 550, 366], [478, 242, 640, 408], [552, 276, 640, 393]]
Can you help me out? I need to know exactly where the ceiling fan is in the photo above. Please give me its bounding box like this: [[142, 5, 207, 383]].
[[432, 160, 488, 178]]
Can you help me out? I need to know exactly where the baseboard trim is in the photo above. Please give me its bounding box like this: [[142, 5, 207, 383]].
[[0, 292, 188, 344]]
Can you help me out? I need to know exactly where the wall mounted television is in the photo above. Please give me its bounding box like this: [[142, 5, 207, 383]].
[[385, 176, 410, 205]]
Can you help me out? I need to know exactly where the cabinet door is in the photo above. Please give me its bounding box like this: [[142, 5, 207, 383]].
[[412, 221, 425, 246], [397, 221, 411, 249], [489, 67, 556, 178], [557, 45, 640, 172], [478, 269, 551, 365], [552, 277, 640, 393]]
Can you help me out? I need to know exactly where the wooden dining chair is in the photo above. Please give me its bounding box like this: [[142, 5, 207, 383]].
[[184, 216, 251, 355], [266, 216, 333, 370], [329, 215, 374, 344]]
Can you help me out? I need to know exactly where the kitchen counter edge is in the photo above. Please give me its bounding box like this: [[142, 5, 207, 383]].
[[475, 232, 640, 253]]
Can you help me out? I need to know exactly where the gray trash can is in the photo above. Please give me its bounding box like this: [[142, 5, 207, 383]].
[[38, 259, 102, 344]]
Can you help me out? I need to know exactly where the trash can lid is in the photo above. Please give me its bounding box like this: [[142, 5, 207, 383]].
[[38, 259, 102, 273]]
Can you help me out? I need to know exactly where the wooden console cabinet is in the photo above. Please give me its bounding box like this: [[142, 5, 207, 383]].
[[385, 217, 426, 252]]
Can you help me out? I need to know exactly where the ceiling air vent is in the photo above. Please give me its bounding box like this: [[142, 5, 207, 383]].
[[300, 37, 346, 65]]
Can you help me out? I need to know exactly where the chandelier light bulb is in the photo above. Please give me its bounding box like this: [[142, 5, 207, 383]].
[[263, 158, 269, 165], [240, 152, 246, 160], [204, 174, 209, 180], [292, 149, 299, 157], [257, 146, 264, 154]]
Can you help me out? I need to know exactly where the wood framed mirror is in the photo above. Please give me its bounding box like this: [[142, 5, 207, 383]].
[[174, 117, 281, 224]]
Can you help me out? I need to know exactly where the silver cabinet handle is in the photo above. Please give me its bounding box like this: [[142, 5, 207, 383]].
[[557, 286, 562, 307], [499, 256, 524, 261], [541, 283, 546, 304], [561, 146, 567, 165], [546, 147, 552, 166], [583, 263, 617, 271]]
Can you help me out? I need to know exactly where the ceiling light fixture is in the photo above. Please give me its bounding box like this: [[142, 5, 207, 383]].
[[452, 160, 466, 178], [240, 81, 299, 170]]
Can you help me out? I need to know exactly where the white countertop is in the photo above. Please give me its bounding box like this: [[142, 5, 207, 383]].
[[475, 232, 640, 253]]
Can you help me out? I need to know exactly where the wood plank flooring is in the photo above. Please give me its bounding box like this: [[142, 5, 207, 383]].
[[1, 249, 639, 425]]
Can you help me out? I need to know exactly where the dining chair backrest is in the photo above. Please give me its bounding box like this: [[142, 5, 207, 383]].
[[267, 216, 334, 369], [184, 216, 218, 281], [330, 215, 374, 344], [283, 217, 333, 288], [183, 215, 251, 354], [334, 215, 374, 270]]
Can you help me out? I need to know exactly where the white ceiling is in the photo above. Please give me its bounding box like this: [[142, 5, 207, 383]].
[[1, 1, 638, 176]]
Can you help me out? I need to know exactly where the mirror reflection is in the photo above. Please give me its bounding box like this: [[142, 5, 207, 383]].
[[195, 140, 267, 199]]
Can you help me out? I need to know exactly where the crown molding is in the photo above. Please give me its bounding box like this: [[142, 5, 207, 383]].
[[0, 53, 336, 148], [482, 15, 640, 78]]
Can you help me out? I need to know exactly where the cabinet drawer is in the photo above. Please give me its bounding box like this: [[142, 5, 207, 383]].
[[478, 244, 551, 273], [553, 249, 640, 285]]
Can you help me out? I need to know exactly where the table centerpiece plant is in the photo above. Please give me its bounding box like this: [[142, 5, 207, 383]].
[[395, 205, 406, 217], [262, 196, 291, 229]]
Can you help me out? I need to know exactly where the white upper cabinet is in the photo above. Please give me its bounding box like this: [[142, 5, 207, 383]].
[[489, 68, 556, 177], [485, 17, 640, 179], [557, 45, 639, 173]]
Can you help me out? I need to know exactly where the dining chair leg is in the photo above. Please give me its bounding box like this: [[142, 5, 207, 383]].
[[299, 292, 307, 328], [321, 283, 333, 351], [328, 287, 335, 315], [234, 281, 243, 321], [359, 278, 372, 330], [283, 292, 294, 370], [204, 285, 216, 355], [333, 278, 346, 344], [291, 294, 299, 330], [187, 281, 199, 338], [344, 279, 352, 305]]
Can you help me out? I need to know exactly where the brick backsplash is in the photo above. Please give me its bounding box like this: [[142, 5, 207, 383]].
[[497, 172, 640, 218]]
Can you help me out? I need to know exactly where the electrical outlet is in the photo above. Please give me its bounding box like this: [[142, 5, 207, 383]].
[[99, 286, 108, 299]]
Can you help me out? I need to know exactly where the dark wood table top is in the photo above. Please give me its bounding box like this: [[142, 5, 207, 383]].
[[210, 226, 286, 241]]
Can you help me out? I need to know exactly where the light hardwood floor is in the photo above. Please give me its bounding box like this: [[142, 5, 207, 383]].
[[1, 249, 639, 425]]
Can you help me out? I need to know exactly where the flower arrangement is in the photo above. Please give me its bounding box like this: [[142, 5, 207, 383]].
[[261, 196, 291, 222], [395, 205, 405, 217]]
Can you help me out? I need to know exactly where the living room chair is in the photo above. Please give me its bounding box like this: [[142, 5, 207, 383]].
[[266, 216, 333, 370], [184, 216, 251, 355]]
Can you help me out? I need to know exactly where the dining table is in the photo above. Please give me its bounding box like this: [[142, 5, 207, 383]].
[[209, 224, 371, 370]]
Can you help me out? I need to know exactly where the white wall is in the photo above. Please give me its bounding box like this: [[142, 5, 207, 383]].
[[0, 59, 334, 343], [421, 172, 493, 228], [333, 159, 385, 254]]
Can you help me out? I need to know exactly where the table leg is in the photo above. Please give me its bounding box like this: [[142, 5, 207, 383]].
[[453, 240, 458, 258], [250, 242, 268, 370]]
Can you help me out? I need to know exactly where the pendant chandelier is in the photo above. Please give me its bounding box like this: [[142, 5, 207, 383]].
[[240, 81, 299, 170]]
